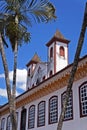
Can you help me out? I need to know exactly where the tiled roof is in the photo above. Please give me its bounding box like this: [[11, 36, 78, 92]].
[[54, 30, 64, 39], [26, 53, 41, 66], [31, 53, 41, 62], [46, 30, 70, 47]]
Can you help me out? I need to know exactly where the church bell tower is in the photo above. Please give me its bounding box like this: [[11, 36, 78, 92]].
[[46, 30, 70, 77]]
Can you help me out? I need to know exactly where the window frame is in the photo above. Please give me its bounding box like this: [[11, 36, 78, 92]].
[[61, 91, 73, 121], [6, 115, 12, 130], [28, 105, 35, 129], [50, 47, 53, 58], [37, 101, 45, 127], [59, 46, 65, 57], [42, 76, 46, 81], [1, 118, 5, 130], [16, 112, 18, 128], [28, 68, 30, 76], [79, 81, 87, 117], [49, 96, 58, 124], [49, 70, 53, 77]]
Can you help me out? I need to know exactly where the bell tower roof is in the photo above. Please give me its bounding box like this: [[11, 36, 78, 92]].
[[26, 53, 41, 67], [54, 30, 64, 39], [46, 30, 70, 47]]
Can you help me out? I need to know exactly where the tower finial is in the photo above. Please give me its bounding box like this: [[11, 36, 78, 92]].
[[54, 30, 64, 39]]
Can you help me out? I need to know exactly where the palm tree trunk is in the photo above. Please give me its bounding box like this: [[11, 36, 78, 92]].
[[0, 33, 11, 97], [0, 33, 14, 126], [10, 15, 19, 130], [0, 33, 11, 102], [11, 40, 18, 130], [57, 3, 87, 130], [0, 33, 18, 130]]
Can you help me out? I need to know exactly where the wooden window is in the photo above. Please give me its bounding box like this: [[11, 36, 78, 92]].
[[61, 91, 73, 121], [79, 82, 87, 117], [6, 116, 12, 130], [37, 101, 45, 127], [50, 47, 53, 58], [20, 108, 26, 130], [49, 96, 58, 124], [59, 46, 65, 57], [1, 118, 5, 130], [28, 105, 35, 129]]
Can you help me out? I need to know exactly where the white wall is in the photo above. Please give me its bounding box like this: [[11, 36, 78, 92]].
[[25, 76, 87, 130], [56, 41, 68, 72], [0, 77, 87, 130]]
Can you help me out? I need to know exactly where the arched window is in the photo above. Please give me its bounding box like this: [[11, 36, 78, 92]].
[[32, 84, 35, 87], [43, 76, 46, 81], [28, 105, 35, 129], [1, 118, 5, 130], [50, 47, 53, 58], [38, 66, 41, 73], [49, 96, 58, 124], [20, 108, 27, 130], [49, 70, 53, 77], [16, 112, 18, 128], [59, 46, 65, 57], [28, 68, 30, 76], [6, 115, 12, 130], [79, 82, 87, 117], [36, 78, 40, 85], [61, 91, 73, 121], [6, 113, 18, 130], [37, 101, 45, 127]]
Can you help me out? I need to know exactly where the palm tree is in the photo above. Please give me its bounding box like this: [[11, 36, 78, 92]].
[[0, 17, 14, 128], [57, 2, 87, 130], [0, 11, 30, 130], [0, 0, 56, 130]]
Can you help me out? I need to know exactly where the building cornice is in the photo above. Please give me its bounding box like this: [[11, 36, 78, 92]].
[[46, 36, 70, 47]]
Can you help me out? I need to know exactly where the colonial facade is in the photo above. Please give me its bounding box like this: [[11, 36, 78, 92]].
[[0, 30, 87, 130]]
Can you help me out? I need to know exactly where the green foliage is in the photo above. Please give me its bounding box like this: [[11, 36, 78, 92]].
[[0, 0, 56, 51], [5, 20, 30, 50]]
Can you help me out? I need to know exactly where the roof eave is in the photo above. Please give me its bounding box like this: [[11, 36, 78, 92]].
[[46, 36, 70, 47]]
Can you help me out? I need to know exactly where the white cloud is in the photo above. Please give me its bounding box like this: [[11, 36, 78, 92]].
[[0, 68, 27, 100], [18, 83, 26, 91], [16, 91, 20, 97], [9, 69, 27, 83], [0, 88, 7, 97], [0, 68, 27, 91], [0, 88, 21, 98], [0, 74, 5, 78]]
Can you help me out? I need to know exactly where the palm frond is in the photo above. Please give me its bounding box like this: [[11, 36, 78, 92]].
[[0, 0, 56, 51], [1, 34, 8, 48], [24, 0, 56, 23], [18, 13, 32, 27], [28, 0, 37, 8], [0, 15, 8, 47], [5, 19, 30, 50], [18, 0, 27, 6]]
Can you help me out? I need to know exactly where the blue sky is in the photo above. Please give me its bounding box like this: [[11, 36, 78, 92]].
[[0, 0, 87, 105]]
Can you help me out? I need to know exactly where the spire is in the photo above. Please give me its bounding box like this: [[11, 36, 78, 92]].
[[54, 30, 64, 39], [31, 53, 41, 63], [26, 53, 41, 67], [46, 30, 70, 47]]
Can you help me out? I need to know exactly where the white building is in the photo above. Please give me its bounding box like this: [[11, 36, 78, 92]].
[[0, 30, 87, 130]]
